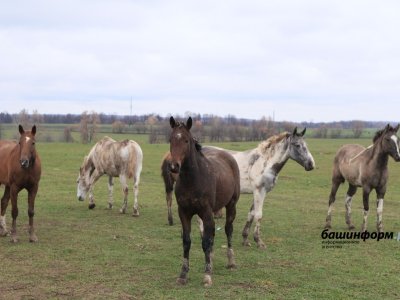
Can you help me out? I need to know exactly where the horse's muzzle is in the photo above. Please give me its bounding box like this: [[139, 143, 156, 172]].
[[304, 161, 315, 171], [20, 159, 29, 169], [169, 162, 180, 174]]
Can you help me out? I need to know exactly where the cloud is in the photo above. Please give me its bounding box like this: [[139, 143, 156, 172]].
[[1, 0, 400, 122]]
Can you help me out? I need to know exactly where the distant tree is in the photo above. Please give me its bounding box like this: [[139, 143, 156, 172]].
[[63, 127, 74, 143], [16, 109, 30, 127], [80, 111, 99, 143], [352, 120, 364, 138], [192, 119, 204, 142], [112, 121, 126, 133], [314, 125, 328, 138], [330, 124, 343, 139]]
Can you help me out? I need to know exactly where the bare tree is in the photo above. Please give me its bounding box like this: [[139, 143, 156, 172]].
[[63, 127, 74, 143], [352, 120, 364, 138], [80, 111, 89, 143], [16, 109, 30, 128], [112, 121, 126, 133]]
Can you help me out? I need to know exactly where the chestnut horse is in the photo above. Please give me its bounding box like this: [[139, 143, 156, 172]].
[[169, 117, 240, 287], [0, 125, 41, 243], [325, 124, 400, 232]]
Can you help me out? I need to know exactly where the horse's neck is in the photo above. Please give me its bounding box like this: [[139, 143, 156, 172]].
[[179, 149, 205, 183], [257, 139, 290, 175], [368, 143, 389, 169]]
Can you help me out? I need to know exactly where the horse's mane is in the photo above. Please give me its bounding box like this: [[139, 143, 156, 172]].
[[373, 124, 395, 143], [257, 132, 290, 155]]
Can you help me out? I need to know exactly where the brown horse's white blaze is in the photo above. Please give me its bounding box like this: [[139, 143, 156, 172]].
[[0, 125, 41, 243], [169, 117, 240, 287], [210, 128, 315, 249], [325, 124, 400, 232], [77, 136, 143, 216]]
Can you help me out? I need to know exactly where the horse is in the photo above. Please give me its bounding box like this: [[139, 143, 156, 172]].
[[77, 136, 143, 216], [0, 125, 41, 243], [169, 116, 240, 287], [217, 128, 315, 249], [161, 151, 224, 226], [324, 124, 400, 232]]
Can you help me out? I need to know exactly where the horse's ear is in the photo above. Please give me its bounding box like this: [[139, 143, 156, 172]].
[[170, 116, 176, 128], [186, 117, 192, 130], [292, 127, 298, 136], [385, 124, 390, 130], [31, 125, 37, 136], [395, 124, 400, 132], [300, 128, 306, 136], [19, 125, 24, 135]]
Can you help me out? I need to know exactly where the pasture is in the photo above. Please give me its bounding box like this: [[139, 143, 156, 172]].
[[0, 136, 399, 299]]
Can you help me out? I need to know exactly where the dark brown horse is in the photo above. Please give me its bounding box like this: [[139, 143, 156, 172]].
[[325, 124, 400, 232], [161, 151, 223, 226], [0, 125, 41, 243], [169, 117, 240, 287]]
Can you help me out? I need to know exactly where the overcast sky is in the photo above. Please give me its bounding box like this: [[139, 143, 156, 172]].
[[1, 0, 399, 122]]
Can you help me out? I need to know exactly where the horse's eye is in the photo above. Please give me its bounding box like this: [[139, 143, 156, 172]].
[[185, 140, 189, 143]]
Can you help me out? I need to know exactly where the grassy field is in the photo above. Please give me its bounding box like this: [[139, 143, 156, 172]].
[[0, 135, 399, 299]]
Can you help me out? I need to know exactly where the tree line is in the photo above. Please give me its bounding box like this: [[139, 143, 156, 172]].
[[0, 110, 391, 144]]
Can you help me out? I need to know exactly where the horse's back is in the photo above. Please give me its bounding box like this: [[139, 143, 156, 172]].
[[333, 144, 366, 185], [202, 147, 240, 209], [90, 137, 143, 178]]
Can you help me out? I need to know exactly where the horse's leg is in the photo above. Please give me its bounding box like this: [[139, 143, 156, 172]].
[[10, 186, 19, 243], [176, 206, 192, 285], [197, 216, 204, 238], [375, 186, 386, 233], [242, 203, 255, 247], [225, 200, 237, 269], [344, 184, 357, 230], [28, 185, 39, 242], [162, 167, 175, 225], [325, 178, 342, 229], [119, 175, 128, 214], [107, 176, 114, 209], [0, 186, 10, 236], [166, 188, 174, 225], [88, 171, 102, 209], [199, 209, 215, 287], [361, 187, 371, 232], [132, 173, 140, 217], [251, 187, 267, 249]]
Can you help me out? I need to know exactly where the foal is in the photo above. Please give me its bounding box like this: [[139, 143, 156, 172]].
[[169, 117, 240, 287], [325, 124, 400, 232], [0, 125, 41, 243]]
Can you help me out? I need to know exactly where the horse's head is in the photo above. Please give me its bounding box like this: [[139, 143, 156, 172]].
[[76, 156, 94, 201], [288, 127, 315, 171], [375, 124, 400, 162], [18, 125, 37, 169], [169, 116, 194, 174]]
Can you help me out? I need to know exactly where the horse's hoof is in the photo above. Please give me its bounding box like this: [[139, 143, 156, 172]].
[[132, 210, 140, 217], [108, 204, 113, 209], [168, 219, 173, 226], [203, 274, 212, 287], [10, 237, 18, 243], [88, 204, 96, 209], [348, 224, 355, 230], [176, 277, 188, 285], [0, 229, 9, 237], [324, 223, 332, 230], [227, 263, 236, 269], [257, 243, 267, 250], [29, 235, 38, 243], [242, 240, 251, 247]]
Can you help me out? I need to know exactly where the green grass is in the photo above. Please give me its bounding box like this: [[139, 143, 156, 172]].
[[0, 137, 399, 299]]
